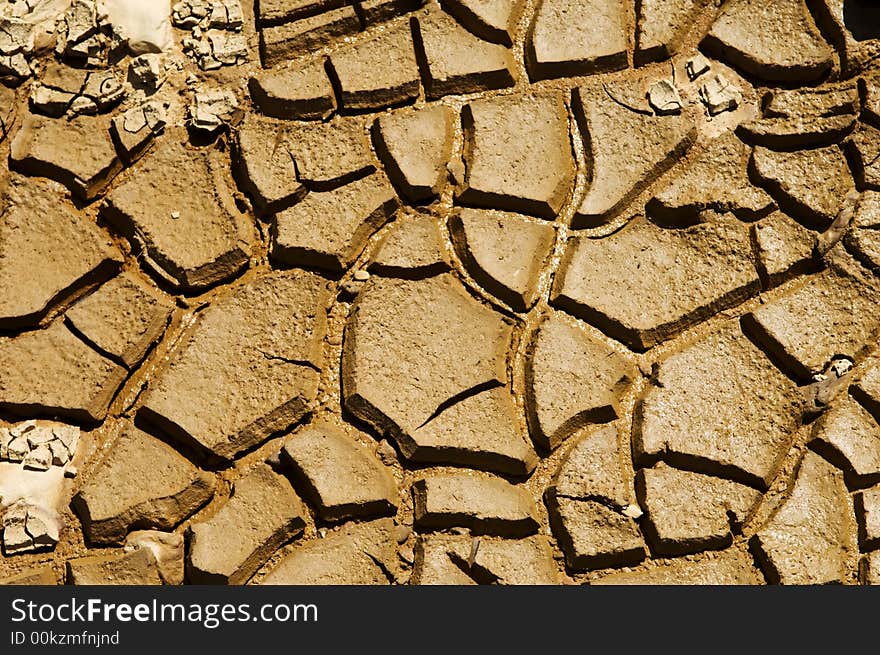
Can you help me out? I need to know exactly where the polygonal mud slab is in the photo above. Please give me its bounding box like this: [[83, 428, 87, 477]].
[[526, 0, 628, 81], [551, 218, 760, 351], [372, 105, 454, 204], [66, 548, 163, 585], [634, 323, 804, 489], [248, 58, 337, 120], [635, 0, 717, 65], [649, 131, 775, 223], [440, 0, 521, 45], [0, 321, 128, 425], [281, 422, 398, 521], [456, 91, 575, 219], [342, 273, 513, 440], [406, 386, 538, 476], [271, 172, 399, 272], [752, 452, 855, 584], [413, 533, 558, 584], [259, 5, 361, 68], [545, 496, 646, 570], [65, 273, 174, 369], [411, 6, 516, 99], [260, 518, 397, 585], [10, 113, 122, 201], [231, 116, 305, 214], [72, 422, 215, 545], [102, 134, 252, 292], [544, 423, 646, 570], [592, 548, 762, 585], [369, 212, 451, 277], [810, 396, 880, 490], [187, 464, 306, 584], [138, 270, 330, 461], [845, 193, 880, 275], [750, 212, 817, 285], [412, 471, 539, 537], [327, 24, 420, 112], [742, 261, 880, 382], [635, 463, 760, 557], [751, 144, 855, 230], [572, 81, 696, 226], [701, 0, 834, 83], [525, 314, 635, 450], [449, 208, 556, 311], [285, 117, 378, 191], [0, 176, 122, 330], [0, 567, 58, 586]]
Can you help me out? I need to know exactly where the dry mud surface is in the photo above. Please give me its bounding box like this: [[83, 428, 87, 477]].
[[1, 0, 880, 586]]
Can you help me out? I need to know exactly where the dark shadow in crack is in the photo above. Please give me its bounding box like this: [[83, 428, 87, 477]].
[[843, 0, 880, 42]]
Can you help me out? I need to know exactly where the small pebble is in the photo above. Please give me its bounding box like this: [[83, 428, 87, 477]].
[[686, 53, 710, 81], [353, 270, 370, 282], [398, 545, 414, 564], [622, 504, 643, 519], [375, 439, 397, 466]]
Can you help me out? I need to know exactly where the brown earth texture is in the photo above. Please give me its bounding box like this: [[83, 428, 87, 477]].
[[1, 0, 880, 586]]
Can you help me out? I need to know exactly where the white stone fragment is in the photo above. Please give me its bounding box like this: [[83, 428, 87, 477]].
[[23, 444, 51, 471], [105, 0, 173, 54], [686, 53, 710, 81], [647, 79, 682, 116], [699, 74, 741, 116], [1, 500, 61, 554], [128, 53, 165, 91], [188, 87, 238, 131]]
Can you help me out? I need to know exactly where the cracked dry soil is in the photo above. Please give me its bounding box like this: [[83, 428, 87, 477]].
[[1, 0, 880, 586]]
